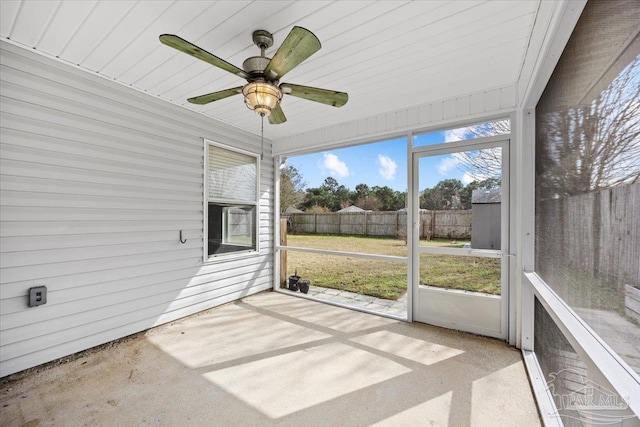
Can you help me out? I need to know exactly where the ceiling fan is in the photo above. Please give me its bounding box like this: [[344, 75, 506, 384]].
[[159, 27, 348, 124]]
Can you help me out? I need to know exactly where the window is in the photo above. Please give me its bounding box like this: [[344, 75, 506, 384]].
[[535, 0, 639, 374], [413, 119, 510, 147], [205, 141, 259, 259]]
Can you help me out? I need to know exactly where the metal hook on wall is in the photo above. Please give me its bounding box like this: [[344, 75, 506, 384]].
[[179, 230, 187, 244]]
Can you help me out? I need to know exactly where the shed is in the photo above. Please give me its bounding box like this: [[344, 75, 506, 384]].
[[471, 188, 501, 250], [284, 206, 304, 214]]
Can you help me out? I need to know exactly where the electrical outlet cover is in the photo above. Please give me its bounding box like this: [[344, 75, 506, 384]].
[[29, 286, 47, 307]]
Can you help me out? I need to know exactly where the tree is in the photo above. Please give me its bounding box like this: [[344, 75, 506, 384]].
[[305, 205, 331, 213], [354, 194, 382, 210], [537, 57, 640, 200], [450, 57, 640, 199], [301, 177, 353, 211], [454, 147, 502, 181], [351, 183, 371, 205], [372, 185, 405, 210], [320, 176, 339, 193], [446, 120, 509, 181], [421, 179, 464, 210], [438, 178, 463, 210], [279, 165, 306, 212], [298, 179, 407, 212], [394, 190, 406, 210], [301, 186, 331, 211], [333, 184, 352, 211]]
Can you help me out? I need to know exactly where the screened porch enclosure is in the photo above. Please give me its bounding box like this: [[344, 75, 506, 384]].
[[524, 1, 640, 423], [0, 0, 639, 425], [277, 121, 510, 337]]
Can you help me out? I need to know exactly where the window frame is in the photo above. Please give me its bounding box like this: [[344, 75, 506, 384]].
[[203, 139, 260, 262], [516, 1, 640, 422]]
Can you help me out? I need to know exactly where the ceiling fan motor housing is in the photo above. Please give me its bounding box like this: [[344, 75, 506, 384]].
[[242, 56, 271, 77], [244, 30, 275, 79]]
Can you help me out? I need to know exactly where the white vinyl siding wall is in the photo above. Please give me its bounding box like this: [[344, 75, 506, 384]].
[[0, 41, 273, 377]]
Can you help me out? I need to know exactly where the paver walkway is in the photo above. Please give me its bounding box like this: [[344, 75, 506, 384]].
[[282, 285, 407, 318]]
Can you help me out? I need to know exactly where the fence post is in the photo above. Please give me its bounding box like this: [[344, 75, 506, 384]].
[[314, 213, 317, 234], [364, 211, 368, 236], [430, 211, 435, 240], [279, 218, 287, 287]]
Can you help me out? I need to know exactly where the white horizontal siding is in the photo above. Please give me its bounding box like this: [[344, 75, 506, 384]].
[[2, 260, 273, 344], [0, 40, 274, 377], [272, 85, 517, 155]]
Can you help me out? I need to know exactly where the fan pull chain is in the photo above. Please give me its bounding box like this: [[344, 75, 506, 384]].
[[260, 113, 265, 160]]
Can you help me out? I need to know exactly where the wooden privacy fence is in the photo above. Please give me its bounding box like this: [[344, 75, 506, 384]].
[[537, 183, 639, 288], [286, 210, 471, 239]]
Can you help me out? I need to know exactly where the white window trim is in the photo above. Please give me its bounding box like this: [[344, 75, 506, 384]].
[[273, 116, 514, 327], [410, 132, 511, 341], [203, 138, 261, 263]]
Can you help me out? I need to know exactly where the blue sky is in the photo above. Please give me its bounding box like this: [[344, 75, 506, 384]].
[[287, 130, 479, 192], [288, 137, 408, 192]]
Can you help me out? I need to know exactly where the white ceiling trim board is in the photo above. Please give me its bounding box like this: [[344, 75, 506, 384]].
[[272, 85, 517, 156]]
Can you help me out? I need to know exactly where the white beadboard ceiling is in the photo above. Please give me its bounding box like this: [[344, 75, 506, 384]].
[[0, 0, 541, 140]]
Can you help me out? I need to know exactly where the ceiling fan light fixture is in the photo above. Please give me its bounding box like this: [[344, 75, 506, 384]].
[[242, 81, 282, 116], [160, 27, 347, 125]]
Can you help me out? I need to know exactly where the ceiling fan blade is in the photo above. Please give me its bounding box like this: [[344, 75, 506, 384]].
[[187, 87, 243, 105], [281, 83, 348, 107], [159, 34, 249, 79], [263, 27, 320, 80], [268, 103, 287, 124]]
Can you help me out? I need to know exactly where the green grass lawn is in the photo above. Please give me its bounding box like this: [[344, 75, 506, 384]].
[[285, 235, 501, 300]]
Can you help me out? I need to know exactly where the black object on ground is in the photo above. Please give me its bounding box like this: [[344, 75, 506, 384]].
[[298, 279, 310, 294]]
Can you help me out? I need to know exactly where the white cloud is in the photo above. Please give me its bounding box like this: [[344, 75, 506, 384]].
[[444, 120, 509, 142], [377, 154, 397, 180], [444, 126, 475, 143], [462, 170, 493, 184], [462, 172, 476, 185], [319, 153, 350, 178], [437, 156, 459, 175]]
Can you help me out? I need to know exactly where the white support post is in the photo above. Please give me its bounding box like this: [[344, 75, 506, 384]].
[[517, 108, 536, 349], [273, 156, 281, 291], [406, 131, 415, 323]]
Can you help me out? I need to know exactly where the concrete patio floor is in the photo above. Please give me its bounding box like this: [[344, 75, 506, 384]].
[[1, 291, 540, 426]]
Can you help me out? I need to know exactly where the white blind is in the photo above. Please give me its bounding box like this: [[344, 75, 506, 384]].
[[208, 145, 257, 202]]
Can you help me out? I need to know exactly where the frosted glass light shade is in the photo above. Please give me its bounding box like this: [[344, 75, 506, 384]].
[[242, 82, 282, 116]]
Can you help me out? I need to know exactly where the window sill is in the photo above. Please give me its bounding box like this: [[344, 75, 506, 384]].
[[203, 250, 261, 265]]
